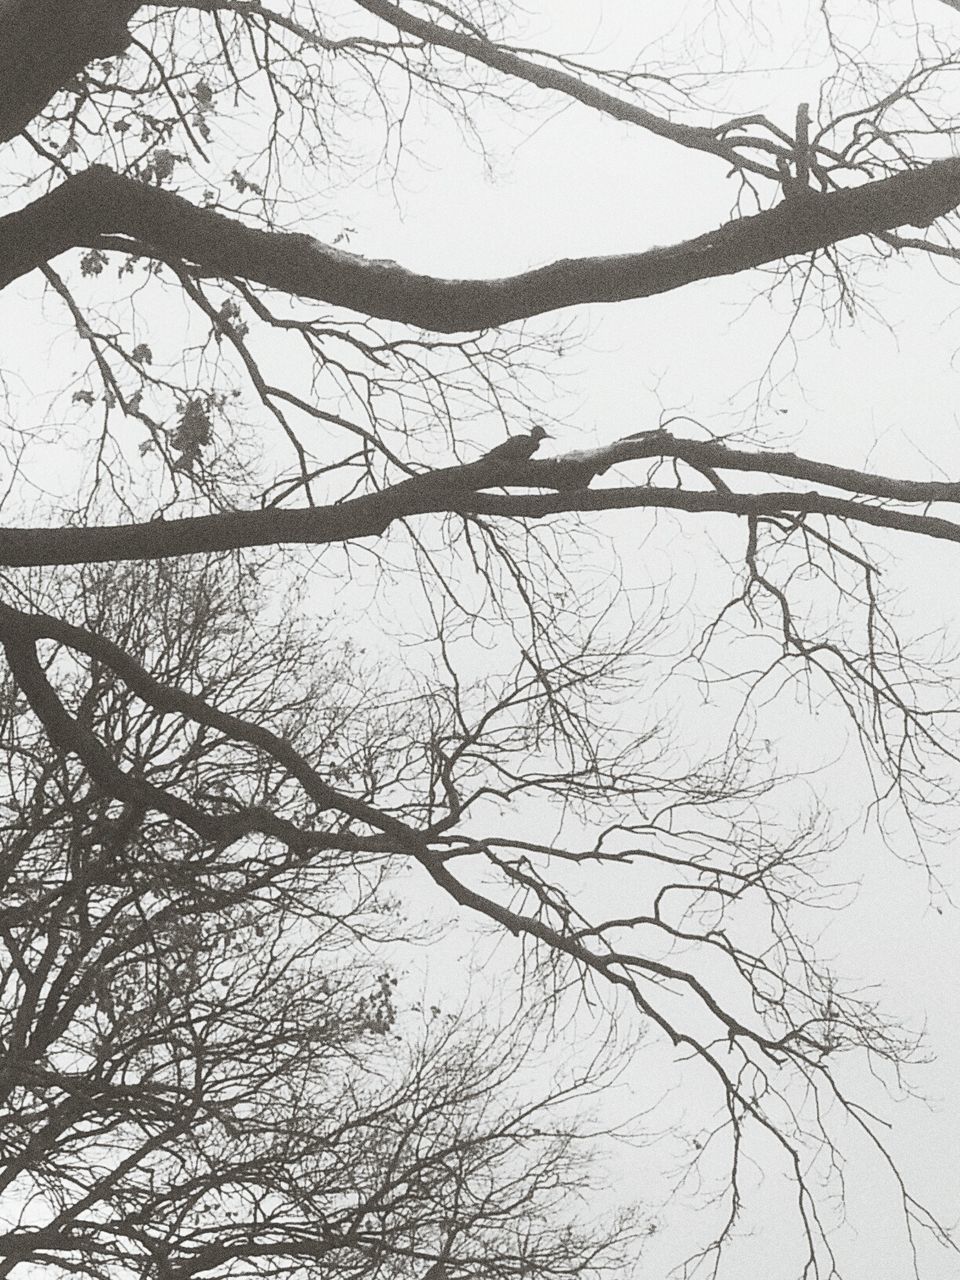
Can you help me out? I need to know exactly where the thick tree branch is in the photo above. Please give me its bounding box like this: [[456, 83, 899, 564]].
[[3, 434, 960, 566], [0, 0, 138, 144], [2, 163, 960, 332]]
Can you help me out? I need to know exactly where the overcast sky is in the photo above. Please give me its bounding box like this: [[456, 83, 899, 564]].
[[356, 7, 960, 1275]]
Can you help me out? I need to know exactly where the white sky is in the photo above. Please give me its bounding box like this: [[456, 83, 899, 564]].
[[350, 8, 960, 1276]]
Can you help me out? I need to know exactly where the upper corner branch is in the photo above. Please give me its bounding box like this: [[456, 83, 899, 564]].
[[350, 0, 775, 175], [2, 163, 960, 333], [0, 0, 139, 143]]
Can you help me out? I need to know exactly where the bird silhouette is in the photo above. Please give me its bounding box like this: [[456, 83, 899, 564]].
[[481, 424, 550, 464]]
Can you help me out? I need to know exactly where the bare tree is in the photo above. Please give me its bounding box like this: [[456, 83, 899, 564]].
[[2, 2, 960, 1276], [0, 558, 636, 1280]]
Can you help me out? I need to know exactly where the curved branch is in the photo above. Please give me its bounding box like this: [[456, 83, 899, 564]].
[[2, 163, 960, 332], [0, 599, 418, 851], [542, 431, 960, 502]]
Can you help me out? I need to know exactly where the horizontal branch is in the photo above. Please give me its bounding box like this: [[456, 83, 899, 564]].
[[558, 431, 960, 502], [2, 163, 960, 331], [470, 485, 960, 542], [4, 435, 960, 566]]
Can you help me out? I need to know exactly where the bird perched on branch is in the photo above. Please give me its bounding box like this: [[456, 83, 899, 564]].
[[481, 424, 550, 464]]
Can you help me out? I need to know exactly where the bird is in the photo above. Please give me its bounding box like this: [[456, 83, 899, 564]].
[[480, 424, 550, 464]]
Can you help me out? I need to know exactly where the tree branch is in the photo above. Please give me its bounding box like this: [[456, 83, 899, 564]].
[[2, 163, 960, 332], [0, 598, 420, 851], [349, 0, 783, 178], [0, 0, 139, 144], [4, 434, 960, 566]]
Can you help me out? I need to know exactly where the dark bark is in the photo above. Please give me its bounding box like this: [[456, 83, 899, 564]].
[[1, 162, 960, 332], [0, 0, 138, 143], [3, 434, 960, 567], [0, 596, 416, 848]]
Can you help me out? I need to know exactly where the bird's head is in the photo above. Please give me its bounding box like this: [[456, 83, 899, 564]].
[[531, 425, 551, 442]]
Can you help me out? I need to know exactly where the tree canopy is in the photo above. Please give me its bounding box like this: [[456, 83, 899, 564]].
[[2, 2, 960, 1278]]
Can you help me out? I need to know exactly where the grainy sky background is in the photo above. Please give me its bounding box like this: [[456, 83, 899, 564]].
[[343, 4, 960, 1274]]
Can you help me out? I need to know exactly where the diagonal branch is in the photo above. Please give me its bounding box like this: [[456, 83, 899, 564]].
[[0, 598, 792, 1077], [0, 599, 928, 1253], [0, 599, 418, 850], [2, 163, 960, 332], [349, 0, 784, 177]]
